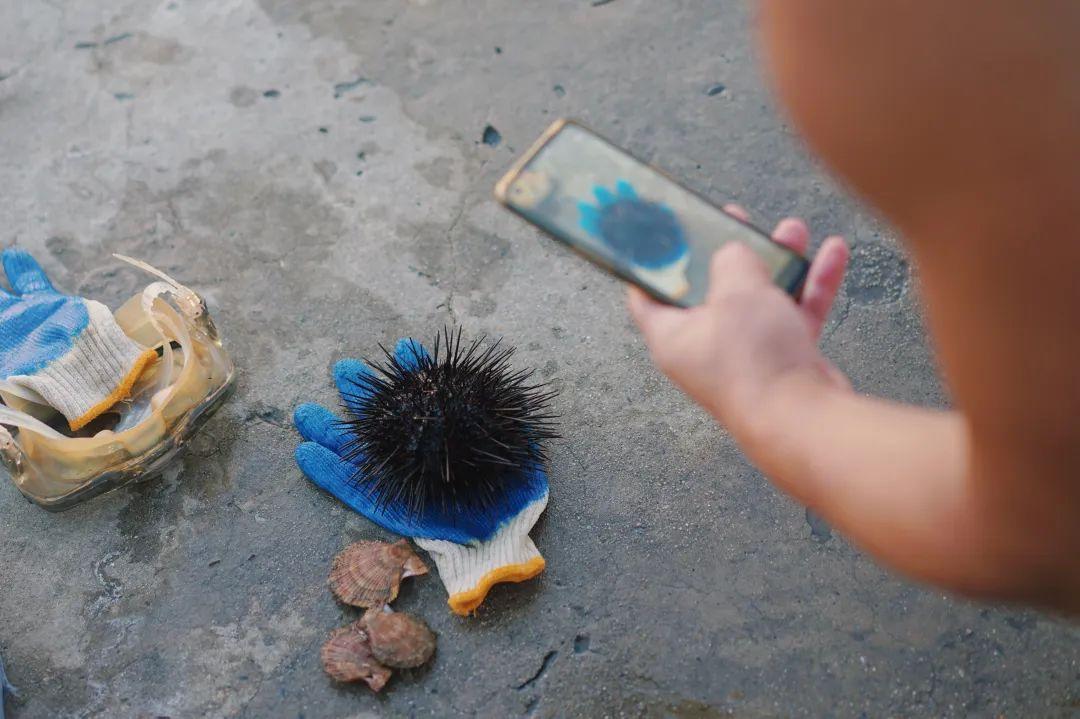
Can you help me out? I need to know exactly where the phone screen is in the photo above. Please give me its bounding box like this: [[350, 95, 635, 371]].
[[497, 121, 808, 306]]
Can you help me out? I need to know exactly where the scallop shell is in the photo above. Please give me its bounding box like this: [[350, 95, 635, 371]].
[[320, 621, 393, 691], [329, 539, 429, 608], [361, 607, 437, 669]]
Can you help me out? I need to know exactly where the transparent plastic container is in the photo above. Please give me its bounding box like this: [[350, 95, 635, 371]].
[[0, 259, 235, 511]]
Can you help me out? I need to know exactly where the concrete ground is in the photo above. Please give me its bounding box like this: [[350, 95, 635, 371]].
[[0, 1, 1077, 717]]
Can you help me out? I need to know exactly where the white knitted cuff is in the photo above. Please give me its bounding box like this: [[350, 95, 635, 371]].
[[415, 493, 548, 616], [9, 301, 155, 430]]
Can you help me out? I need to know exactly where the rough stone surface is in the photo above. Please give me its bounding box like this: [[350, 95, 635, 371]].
[[0, 1, 1077, 718]]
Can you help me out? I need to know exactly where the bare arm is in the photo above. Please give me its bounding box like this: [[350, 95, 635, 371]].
[[744, 372, 1066, 605], [630, 0, 1080, 612]]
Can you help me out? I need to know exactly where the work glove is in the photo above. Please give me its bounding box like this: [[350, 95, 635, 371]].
[[0, 249, 157, 431], [294, 339, 549, 616]]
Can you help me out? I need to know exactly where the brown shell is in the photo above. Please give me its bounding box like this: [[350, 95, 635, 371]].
[[328, 539, 429, 608], [320, 621, 393, 691], [361, 607, 437, 669]]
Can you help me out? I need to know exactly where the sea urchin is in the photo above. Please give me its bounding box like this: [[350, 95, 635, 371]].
[[338, 328, 558, 519]]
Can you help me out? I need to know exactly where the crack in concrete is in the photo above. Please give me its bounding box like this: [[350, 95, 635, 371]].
[[441, 153, 491, 321], [442, 198, 468, 320], [236, 668, 270, 719], [88, 550, 124, 618], [821, 294, 852, 345], [515, 649, 558, 690]]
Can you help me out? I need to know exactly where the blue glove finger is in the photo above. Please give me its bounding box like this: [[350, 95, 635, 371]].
[[394, 337, 429, 370], [333, 358, 379, 418], [2, 248, 56, 295], [293, 403, 351, 456], [296, 441, 421, 538], [296, 440, 355, 490], [333, 341, 429, 417]]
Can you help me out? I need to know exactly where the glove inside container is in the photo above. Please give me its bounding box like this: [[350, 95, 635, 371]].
[[0, 261, 234, 511]]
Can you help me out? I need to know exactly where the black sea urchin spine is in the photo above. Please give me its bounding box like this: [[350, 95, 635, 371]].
[[338, 327, 559, 517]]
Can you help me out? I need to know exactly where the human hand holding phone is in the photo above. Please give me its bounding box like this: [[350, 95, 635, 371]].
[[498, 122, 1077, 608], [631, 209, 1029, 607], [628, 206, 850, 437]]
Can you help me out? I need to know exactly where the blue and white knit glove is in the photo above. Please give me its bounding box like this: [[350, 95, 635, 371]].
[[0, 249, 157, 431], [294, 339, 549, 616]]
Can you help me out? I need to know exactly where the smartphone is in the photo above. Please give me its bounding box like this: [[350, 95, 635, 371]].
[[494, 119, 809, 307]]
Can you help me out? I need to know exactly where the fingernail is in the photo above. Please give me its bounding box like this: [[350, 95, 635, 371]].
[[723, 204, 750, 221], [773, 218, 807, 240]]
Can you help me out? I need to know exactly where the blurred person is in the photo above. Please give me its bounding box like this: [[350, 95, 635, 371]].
[[629, 0, 1080, 614]]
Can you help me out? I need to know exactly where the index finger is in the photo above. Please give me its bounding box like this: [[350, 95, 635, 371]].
[[2, 248, 56, 295], [770, 218, 811, 256]]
